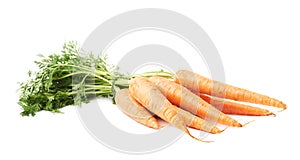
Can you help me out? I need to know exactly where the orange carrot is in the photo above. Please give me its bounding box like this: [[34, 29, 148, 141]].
[[175, 70, 286, 109], [129, 77, 212, 141], [149, 76, 242, 127], [178, 108, 222, 134], [115, 89, 159, 129], [117, 89, 221, 133], [199, 94, 275, 116]]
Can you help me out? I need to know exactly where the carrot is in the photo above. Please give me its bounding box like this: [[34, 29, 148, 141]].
[[149, 76, 242, 127], [129, 77, 211, 141], [117, 89, 221, 133], [115, 89, 159, 129], [178, 108, 222, 134], [199, 94, 275, 116], [175, 70, 287, 109]]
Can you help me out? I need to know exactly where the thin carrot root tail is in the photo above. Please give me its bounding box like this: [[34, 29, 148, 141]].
[[185, 129, 213, 143], [219, 126, 229, 133], [273, 108, 286, 115], [267, 112, 276, 117], [157, 124, 167, 129], [241, 120, 255, 127]]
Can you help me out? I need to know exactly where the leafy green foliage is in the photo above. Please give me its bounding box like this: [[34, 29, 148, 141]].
[[18, 41, 174, 116]]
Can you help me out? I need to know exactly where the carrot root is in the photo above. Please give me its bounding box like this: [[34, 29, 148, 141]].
[[149, 76, 242, 127], [199, 93, 276, 117], [184, 128, 213, 143], [267, 112, 276, 117], [129, 77, 211, 141], [115, 89, 160, 129], [241, 120, 255, 127], [175, 70, 287, 109]]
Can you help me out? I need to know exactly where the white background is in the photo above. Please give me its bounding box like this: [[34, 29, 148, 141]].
[[1, 0, 299, 159]]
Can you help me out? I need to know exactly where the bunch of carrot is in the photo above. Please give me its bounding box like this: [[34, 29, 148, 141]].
[[115, 70, 286, 141], [18, 42, 286, 142]]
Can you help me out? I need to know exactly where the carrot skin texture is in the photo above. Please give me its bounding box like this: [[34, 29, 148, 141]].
[[125, 79, 221, 133], [178, 108, 222, 134], [175, 70, 286, 109], [129, 77, 191, 136], [149, 76, 242, 127], [115, 89, 159, 129], [199, 94, 274, 116], [129, 77, 213, 141]]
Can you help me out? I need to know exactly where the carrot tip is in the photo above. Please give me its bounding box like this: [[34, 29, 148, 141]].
[[185, 130, 213, 143], [241, 120, 255, 127], [194, 137, 214, 143], [267, 112, 276, 117], [234, 123, 243, 128], [158, 125, 167, 129], [209, 129, 223, 134], [220, 126, 229, 133]]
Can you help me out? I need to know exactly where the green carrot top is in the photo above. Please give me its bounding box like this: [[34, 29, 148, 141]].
[[17, 41, 173, 116]]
